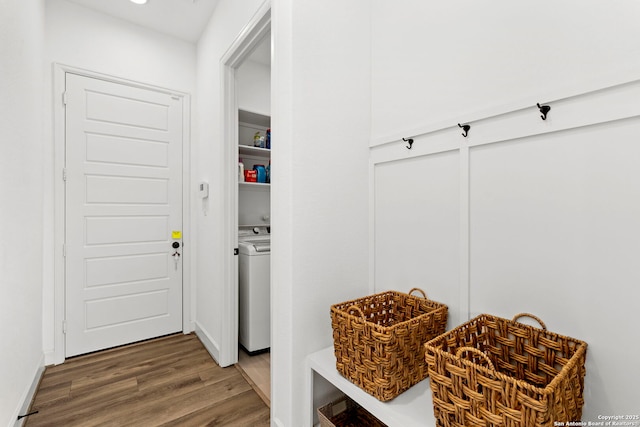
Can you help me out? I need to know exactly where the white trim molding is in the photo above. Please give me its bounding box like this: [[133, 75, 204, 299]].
[[370, 73, 640, 149], [194, 322, 220, 364]]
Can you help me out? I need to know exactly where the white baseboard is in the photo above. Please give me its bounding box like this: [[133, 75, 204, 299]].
[[11, 355, 45, 427], [43, 349, 60, 366], [186, 320, 196, 333], [194, 322, 220, 365]]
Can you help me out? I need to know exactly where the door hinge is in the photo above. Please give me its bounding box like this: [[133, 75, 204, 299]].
[[62, 91, 68, 106], [62, 168, 67, 181], [62, 321, 67, 334], [234, 248, 239, 256]]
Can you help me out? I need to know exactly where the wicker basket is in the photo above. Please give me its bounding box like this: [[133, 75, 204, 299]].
[[424, 313, 588, 427], [318, 395, 387, 427], [331, 288, 448, 401]]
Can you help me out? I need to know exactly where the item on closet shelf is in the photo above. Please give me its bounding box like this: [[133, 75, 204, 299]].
[[318, 395, 387, 427], [244, 169, 257, 182], [239, 158, 245, 182], [424, 313, 588, 427], [330, 288, 448, 402], [266, 128, 271, 149], [266, 161, 270, 183], [253, 165, 266, 183], [253, 131, 265, 148]]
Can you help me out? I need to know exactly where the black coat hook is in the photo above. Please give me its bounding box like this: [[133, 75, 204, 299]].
[[402, 137, 414, 149], [537, 103, 551, 120], [458, 123, 471, 137]]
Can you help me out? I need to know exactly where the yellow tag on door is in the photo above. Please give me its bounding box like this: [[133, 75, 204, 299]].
[[172, 231, 182, 239]]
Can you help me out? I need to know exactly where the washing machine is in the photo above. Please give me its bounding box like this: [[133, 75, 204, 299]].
[[238, 225, 270, 353]]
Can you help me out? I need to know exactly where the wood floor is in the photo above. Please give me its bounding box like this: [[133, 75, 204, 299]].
[[24, 333, 270, 427], [236, 349, 270, 406]]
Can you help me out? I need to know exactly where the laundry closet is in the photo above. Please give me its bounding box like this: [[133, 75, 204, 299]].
[[235, 34, 271, 403]]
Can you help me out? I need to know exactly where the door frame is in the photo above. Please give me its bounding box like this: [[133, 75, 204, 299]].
[[218, 1, 271, 367], [51, 64, 193, 364]]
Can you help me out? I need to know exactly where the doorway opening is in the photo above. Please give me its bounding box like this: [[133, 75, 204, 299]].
[[219, 0, 271, 404]]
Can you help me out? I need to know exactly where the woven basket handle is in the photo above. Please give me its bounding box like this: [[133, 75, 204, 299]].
[[455, 347, 496, 371], [408, 288, 427, 299], [512, 313, 547, 330], [346, 305, 365, 320]]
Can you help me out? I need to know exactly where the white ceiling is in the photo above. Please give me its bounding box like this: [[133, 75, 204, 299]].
[[66, 0, 221, 43]]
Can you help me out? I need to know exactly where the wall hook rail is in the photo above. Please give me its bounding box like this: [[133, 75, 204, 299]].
[[402, 137, 414, 149], [458, 123, 471, 137], [537, 103, 551, 120]]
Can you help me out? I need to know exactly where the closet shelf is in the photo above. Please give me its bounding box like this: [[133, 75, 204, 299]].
[[239, 145, 271, 157], [239, 181, 270, 189]]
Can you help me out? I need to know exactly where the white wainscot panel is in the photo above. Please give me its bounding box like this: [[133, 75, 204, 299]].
[[85, 215, 168, 245], [86, 90, 169, 131], [86, 175, 169, 204], [86, 133, 169, 168], [85, 253, 168, 287], [469, 117, 640, 418], [374, 150, 460, 328], [85, 290, 169, 329]]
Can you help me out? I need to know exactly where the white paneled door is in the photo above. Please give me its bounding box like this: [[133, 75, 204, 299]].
[[64, 73, 183, 357]]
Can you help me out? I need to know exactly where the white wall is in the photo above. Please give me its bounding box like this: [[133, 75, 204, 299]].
[[371, 0, 640, 422], [43, 0, 197, 363], [44, 0, 197, 91], [0, 0, 45, 424], [371, 0, 640, 143], [271, 0, 371, 425], [196, 1, 372, 425], [238, 58, 271, 115], [194, 0, 266, 364]]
